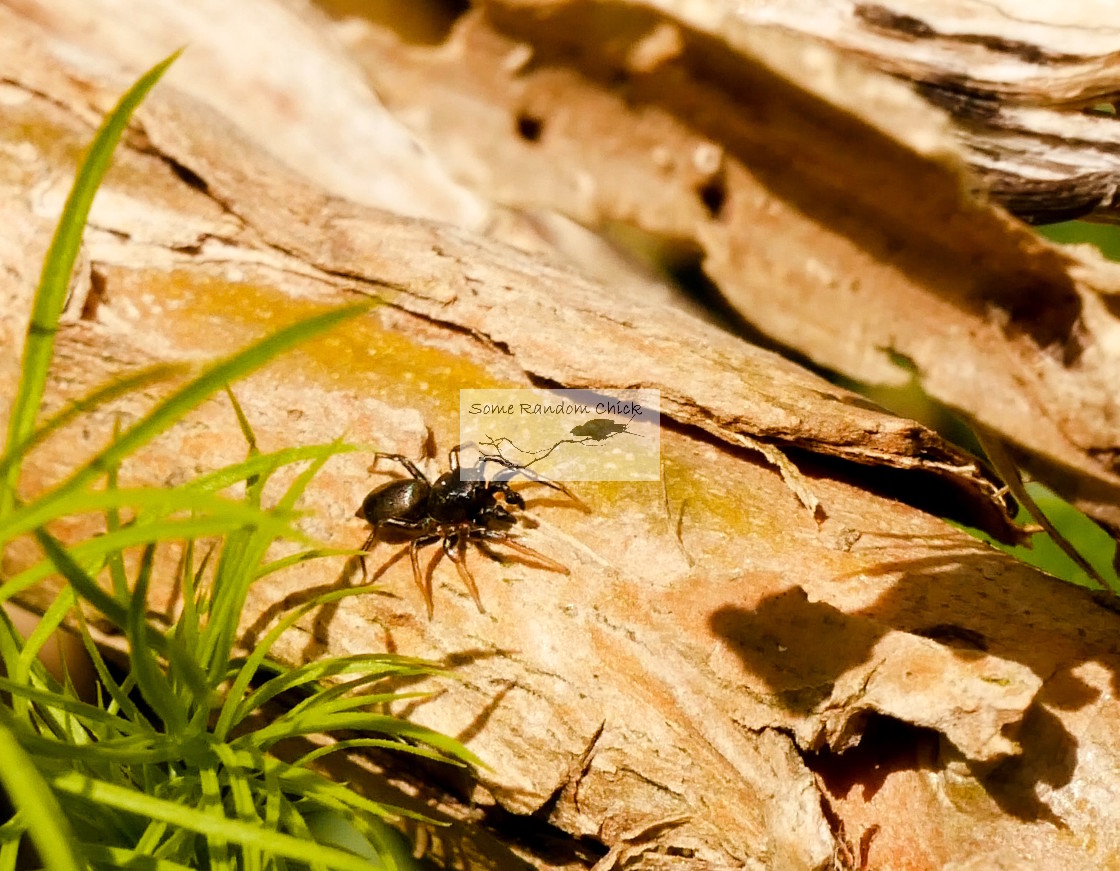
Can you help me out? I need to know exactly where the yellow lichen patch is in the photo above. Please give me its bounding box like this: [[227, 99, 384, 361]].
[[659, 447, 796, 545], [117, 269, 524, 441], [0, 113, 87, 182]]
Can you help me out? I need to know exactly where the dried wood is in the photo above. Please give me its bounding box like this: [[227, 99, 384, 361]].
[[3, 3, 1120, 869], [312, 0, 1120, 536], [731, 0, 1120, 223]]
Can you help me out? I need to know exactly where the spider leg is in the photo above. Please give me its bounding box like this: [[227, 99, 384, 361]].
[[475, 529, 570, 575], [359, 517, 427, 578], [371, 453, 430, 483], [358, 528, 378, 580], [409, 534, 441, 619], [444, 534, 486, 614]]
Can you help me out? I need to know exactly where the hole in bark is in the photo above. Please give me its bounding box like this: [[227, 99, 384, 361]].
[[789, 446, 1019, 543], [169, 159, 209, 194], [805, 713, 942, 802], [854, 3, 936, 39], [696, 174, 727, 218], [515, 112, 544, 143], [1089, 446, 1120, 474]]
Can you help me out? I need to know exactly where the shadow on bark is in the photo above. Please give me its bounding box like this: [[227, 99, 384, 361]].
[[709, 544, 1116, 824]]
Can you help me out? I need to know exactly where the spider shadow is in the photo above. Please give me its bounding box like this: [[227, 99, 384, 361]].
[[241, 538, 515, 683], [240, 546, 405, 658]]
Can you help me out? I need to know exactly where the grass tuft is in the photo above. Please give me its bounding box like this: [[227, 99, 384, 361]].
[[0, 52, 474, 869]]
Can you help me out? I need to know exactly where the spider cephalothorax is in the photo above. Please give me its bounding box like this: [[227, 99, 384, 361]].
[[356, 444, 575, 617]]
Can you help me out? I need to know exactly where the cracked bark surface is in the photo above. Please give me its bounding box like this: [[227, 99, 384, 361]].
[[299, 0, 1120, 537], [4, 2, 1120, 869]]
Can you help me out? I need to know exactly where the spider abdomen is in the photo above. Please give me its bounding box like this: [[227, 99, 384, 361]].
[[358, 479, 429, 524]]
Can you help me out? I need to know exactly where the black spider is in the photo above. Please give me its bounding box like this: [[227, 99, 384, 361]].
[[356, 444, 575, 617]]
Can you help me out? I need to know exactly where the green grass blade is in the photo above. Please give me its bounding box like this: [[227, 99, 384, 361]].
[[0, 709, 86, 871], [14, 732, 176, 765], [212, 746, 265, 871], [211, 746, 265, 871], [0, 810, 25, 844], [204, 456, 345, 679], [276, 441, 338, 512], [198, 434, 355, 680], [262, 760, 282, 832], [23, 303, 370, 526], [226, 386, 267, 512], [0, 483, 300, 548], [4, 514, 300, 607], [184, 444, 361, 496], [284, 689, 433, 722], [274, 797, 330, 871], [127, 544, 187, 731], [172, 539, 205, 664], [0, 676, 140, 735], [50, 771, 383, 871], [0, 608, 25, 680], [72, 614, 146, 722], [250, 712, 483, 768], [78, 844, 196, 871], [254, 547, 359, 580], [224, 386, 259, 456], [133, 806, 175, 857], [10, 587, 75, 721], [219, 746, 423, 825], [199, 528, 274, 682], [25, 528, 210, 699], [0, 52, 180, 521], [229, 656, 442, 733], [0, 831, 20, 871], [276, 671, 432, 722], [0, 363, 184, 491], [198, 765, 233, 870], [293, 738, 457, 769], [265, 760, 430, 828], [104, 417, 130, 599], [215, 586, 393, 739]]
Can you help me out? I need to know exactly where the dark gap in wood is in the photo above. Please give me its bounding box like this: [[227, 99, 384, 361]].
[[79, 266, 108, 321], [515, 111, 544, 143]]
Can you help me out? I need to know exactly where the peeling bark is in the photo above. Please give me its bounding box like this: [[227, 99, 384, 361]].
[[299, 0, 1120, 536], [4, 3, 1120, 869]]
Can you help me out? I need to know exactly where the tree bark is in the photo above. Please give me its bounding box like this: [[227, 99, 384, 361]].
[[322, 0, 1120, 535], [3, 1, 1120, 868]]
